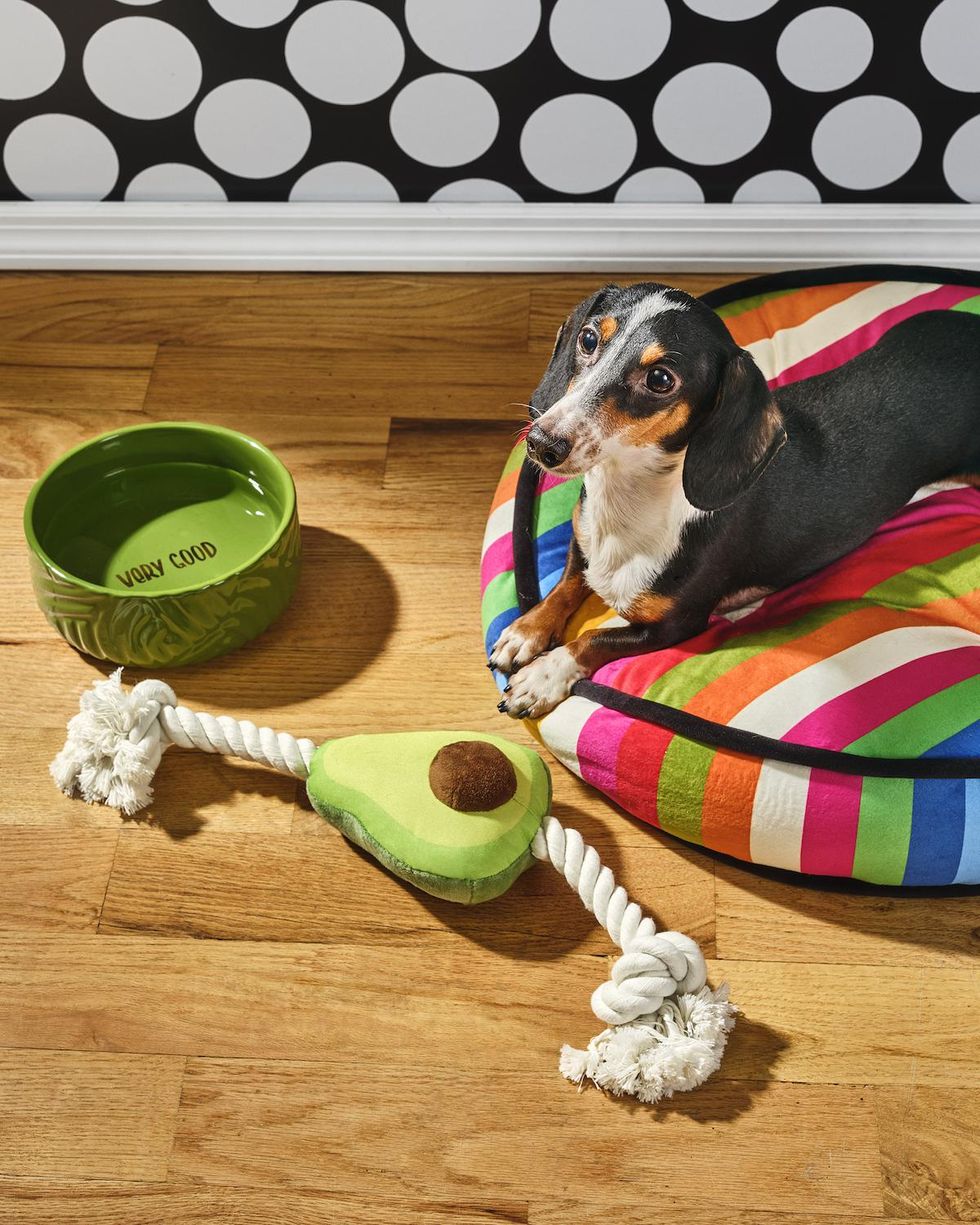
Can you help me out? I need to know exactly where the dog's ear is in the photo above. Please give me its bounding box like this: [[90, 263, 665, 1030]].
[[531, 285, 618, 418], [682, 348, 787, 511]]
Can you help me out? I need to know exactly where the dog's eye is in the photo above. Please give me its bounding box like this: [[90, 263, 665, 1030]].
[[578, 327, 599, 356], [644, 365, 676, 394]]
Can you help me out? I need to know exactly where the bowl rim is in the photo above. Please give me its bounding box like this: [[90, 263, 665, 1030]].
[[24, 420, 298, 599]]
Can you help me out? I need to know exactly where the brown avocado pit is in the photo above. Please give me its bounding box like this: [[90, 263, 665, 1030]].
[[428, 739, 518, 813]]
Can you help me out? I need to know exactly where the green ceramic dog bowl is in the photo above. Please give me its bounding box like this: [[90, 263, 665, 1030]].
[[24, 421, 301, 668]]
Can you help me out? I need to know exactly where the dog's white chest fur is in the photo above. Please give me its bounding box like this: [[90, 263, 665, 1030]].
[[578, 450, 700, 615]]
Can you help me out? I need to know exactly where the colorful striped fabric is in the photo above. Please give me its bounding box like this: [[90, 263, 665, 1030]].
[[481, 269, 980, 886]]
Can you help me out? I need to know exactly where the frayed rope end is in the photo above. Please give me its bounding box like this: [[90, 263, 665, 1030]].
[[559, 984, 737, 1105], [51, 669, 176, 815]]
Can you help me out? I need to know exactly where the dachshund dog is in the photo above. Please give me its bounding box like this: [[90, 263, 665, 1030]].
[[491, 280, 980, 719]]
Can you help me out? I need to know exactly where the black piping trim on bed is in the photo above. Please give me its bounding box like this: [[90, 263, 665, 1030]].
[[510, 262, 980, 782]]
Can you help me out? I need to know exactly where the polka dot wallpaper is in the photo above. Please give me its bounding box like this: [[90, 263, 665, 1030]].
[[1, 0, 979, 203]]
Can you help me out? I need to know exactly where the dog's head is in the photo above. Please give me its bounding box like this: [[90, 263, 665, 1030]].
[[526, 282, 786, 511]]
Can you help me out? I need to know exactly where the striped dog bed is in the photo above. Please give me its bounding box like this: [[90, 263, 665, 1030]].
[[481, 267, 980, 887]]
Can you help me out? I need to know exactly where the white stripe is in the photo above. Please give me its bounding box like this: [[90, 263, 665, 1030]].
[[481, 497, 514, 559], [728, 624, 980, 738], [907, 480, 971, 505], [538, 694, 598, 779], [745, 281, 940, 382], [749, 760, 811, 871]]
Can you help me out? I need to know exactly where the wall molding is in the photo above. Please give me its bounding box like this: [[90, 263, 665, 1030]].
[[2, 202, 980, 272]]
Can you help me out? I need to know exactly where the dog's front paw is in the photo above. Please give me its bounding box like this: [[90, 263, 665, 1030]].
[[497, 646, 584, 719], [489, 614, 554, 675]]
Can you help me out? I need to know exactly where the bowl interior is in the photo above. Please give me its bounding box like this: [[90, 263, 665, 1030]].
[[27, 423, 295, 596]]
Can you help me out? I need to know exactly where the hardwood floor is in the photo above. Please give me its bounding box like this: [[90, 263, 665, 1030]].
[[0, 271, 977, 1224]]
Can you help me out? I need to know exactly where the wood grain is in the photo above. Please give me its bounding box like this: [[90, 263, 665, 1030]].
[[0, 1051, 182, 1180], [0, 1183, 527, 1225], [0, 269, 974, 1222]]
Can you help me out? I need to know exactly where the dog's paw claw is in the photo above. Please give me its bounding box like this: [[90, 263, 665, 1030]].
[[490, 617, 553, 676]]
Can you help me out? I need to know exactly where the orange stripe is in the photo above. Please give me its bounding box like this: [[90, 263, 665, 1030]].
[[725, 281, 875, 348], [490, 468, 520, 513], [700, 752, 760, 861], [682, 599, 968, 725]]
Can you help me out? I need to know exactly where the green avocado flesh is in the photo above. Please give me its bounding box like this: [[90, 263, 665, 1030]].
[[305, 731, 551, 905]]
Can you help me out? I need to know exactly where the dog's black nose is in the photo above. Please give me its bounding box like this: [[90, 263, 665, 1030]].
[[526, 425, 571, 470]]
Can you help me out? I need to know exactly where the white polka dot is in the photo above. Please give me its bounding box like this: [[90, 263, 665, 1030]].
[[208, 0, 298, 27], [290, 162, 398, 201], [812, 95, 921, 190], [521, 94, 636, 193], [733, 170, 821, 203], [406, 0, 540, 71], [922, 0, 980, 92], [195, 79, 311, 179], [777, 7, 873, 93], [550, 0, 669, 80], [0, 0, 64, 100], [114, 1, 161, 5], [683, 0, 778, 18], [4, 114, 118, 200], [654, 64, 770, 165], [429, 178, 522, 202], [943, 115, 980, 201], [391, 74, 498, 168], [286, 2, 403, 105], [125, 163, 226, 201], [615, 167, 703, 202], [83, 18, 202, 120]]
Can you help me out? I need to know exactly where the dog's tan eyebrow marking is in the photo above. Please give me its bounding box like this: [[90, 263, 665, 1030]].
[[639, 343, 667, 366], [598, 316, 618, 342]]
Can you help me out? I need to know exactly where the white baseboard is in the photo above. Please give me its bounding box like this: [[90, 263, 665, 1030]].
[[2, 201, 980, 272]]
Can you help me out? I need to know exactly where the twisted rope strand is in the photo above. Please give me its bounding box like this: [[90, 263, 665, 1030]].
[[531, 815, 707, 1026]]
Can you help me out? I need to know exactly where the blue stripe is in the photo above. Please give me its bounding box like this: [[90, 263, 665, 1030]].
[[539, 566, 564, 599], [923, 719, 980, 884], [485, 606, 519, 656], [903, 777, 966, 885], [956, 779, 980, 884], [534, 521, 573, 590]]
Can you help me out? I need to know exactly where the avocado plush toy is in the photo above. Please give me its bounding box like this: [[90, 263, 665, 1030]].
[[306, 731, 550, 904], [50, 670, 735, 1105]]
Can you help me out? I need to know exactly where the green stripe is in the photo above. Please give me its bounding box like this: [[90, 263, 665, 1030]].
[[655, 738, 714, 846], [851, 776, 914, 885], [534, 476, 583, 538], [866, 543, 980, 608], [501, 443, 526, 477], [713, 286, 799, 320], [481, 570, 517, 637], [846, 673, 980, 759], [951, 293, 980, 316]]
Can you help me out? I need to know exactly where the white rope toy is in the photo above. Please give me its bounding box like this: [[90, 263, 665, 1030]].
[[52, 669, 736, 1105]]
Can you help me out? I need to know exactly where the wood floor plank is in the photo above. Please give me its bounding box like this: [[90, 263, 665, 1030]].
[[0, 342, 154, 419], [718, 959, 980, 1088], [170, 1060, 882, 1216], [98, 824, 715, 954], [0, 408, 147, 480], [145, 345, 541, 422], [0, 931, 620, 1066], [715, 862, 980, 969], [875, 1086, 980, 1220], [0, 1183, 527, 1224], [0, 829, 117, 931], [0, 1051, 183, 1181], [0, 273, 530, 350], [531, 1211, 917, 1225]]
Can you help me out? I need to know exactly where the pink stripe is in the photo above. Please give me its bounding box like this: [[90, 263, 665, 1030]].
[[577, 705, 632, 797], [771, 284, 980, 388], [539, 472, 571, 494], [784, 645, 980, 751], [799, 770, 863, 876], [480, 532, 513, 590]]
